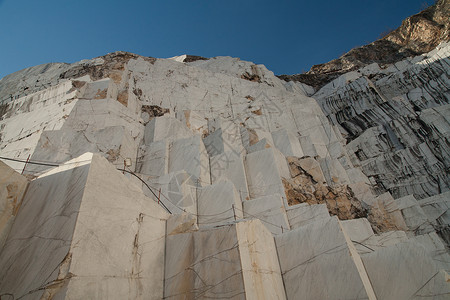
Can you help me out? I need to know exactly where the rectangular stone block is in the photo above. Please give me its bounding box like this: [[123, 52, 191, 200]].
[[137, 140, 169, 177], [197, 180, 243, 227], [0, 153, 169, 299], [210, 151, 249, 201], [362, 240, 450, 300], [144, 115, 193, 144], [271, 128, 303, 158], [164, 220, 286, 299], [286, 203, 330, 230], [0, 161, 28, 251], [169, 135, 211, 185], [245, 148, 288, 199], [275, 217, 376, 300], [243, 194, 290, 235]]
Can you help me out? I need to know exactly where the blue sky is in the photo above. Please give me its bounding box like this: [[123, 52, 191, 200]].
[[0, 0, 432, 79]]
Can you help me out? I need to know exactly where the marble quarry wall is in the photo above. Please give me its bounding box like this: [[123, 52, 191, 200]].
[[0, 44, 449, 299]]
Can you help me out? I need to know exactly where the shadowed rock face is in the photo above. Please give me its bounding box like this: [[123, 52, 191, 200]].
[[279, 0, 450, 90]]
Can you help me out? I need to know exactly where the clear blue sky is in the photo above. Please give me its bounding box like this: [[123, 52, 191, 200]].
[[0, 0, 432, 79]]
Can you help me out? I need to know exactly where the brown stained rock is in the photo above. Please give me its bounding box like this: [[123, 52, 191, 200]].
[[182, 55, 209, 63], [251, 108, 262, 115], [248, 129, 259, 146], [366, 195, 408, 234], [109, 72, 123, 84], [283, 156, 367, 220], [71, 80, 86, 90], [241, 72, 261, 83], [106, 148, 121, 162], [94, 89, 107, 100], [141, 105, 170, 118], [117, 90, 128, 106], [60, 51, 156, 82]]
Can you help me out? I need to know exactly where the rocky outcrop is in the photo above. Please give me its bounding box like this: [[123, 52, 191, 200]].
[[279, 0, 450, 90]]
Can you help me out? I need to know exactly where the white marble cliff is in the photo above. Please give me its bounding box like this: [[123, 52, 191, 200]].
[[0, 41, 449, 298]]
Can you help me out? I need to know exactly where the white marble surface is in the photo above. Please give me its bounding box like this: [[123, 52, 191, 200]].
[[286, 203, 330, 230], [25, 126, 136, 176], [64, 154, 169, 299], [165, 220, 286, 299], [0, 154, 93, 299], [169, 135, 211, 185], [137, 140, 169, 177], [164, 224, 245, 299], [362, 239, 450, 300], [271, 128, 304, 157], [197, 180, 243, 227], [0, 154, 169, 299], [0, 161, 28, 252], [275, 217, 375, 300], [144, 115, 193, 144], [245, 148, 287, 199], [243, 194, 290, 234], [210, 150, 249, 201]]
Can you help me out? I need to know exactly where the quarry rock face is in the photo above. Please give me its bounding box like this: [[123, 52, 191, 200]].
[[279, 0, 450, 89], [0, 5, 449, 299]]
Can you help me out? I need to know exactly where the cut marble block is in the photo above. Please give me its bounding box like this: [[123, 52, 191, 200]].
[[63, 99, 143, 139], [169, 135, 211, 185], [411, 232, 450, 272], [208, 118, 245, 153], [348, 182, 376, 205], [164, 219, 286, 300], [245, 148, 288, 199], [25, 126, 136, 175], [318, 157, 350, 186], [210, 151, 249, 201], [396, 194, 435, 235], [197, 180, 243, 227], [79, 78, 110, 99], [148, 171, 197, 215], [346, 167, 371, 184], [137, 140, 169, 177], [296, 157, 326, 184], [418, 191, 450, 226], [418, 191, 450, 244], [362, 240, 450, 300], [354, 231, 409, 255], [298, 135, 317, 157], [0, 161, 28, 251], [242, 194, 290, 235], [144, 115, 193, 144], [166, 212, 198, 235], [272, 128, 304, 157], [247, 137, 273, 153], [181, 110, 208, 135], [0, 153, 169, 299], [221, 119, 245, 154], [286, 203, 330, 229], [203, 128, 225, 156], [339, 218, 374, 243], [275, 216, 376, 300]]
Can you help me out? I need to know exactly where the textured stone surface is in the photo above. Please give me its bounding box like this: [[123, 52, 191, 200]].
[[0, 154, 169, 299], [164, 220, 286, 299], [0, 161, 28, 252], [362, 240, 450, 300], [275, 217, 376, 300], [0, 16, 448, 296], [243, 194, 290, 234]]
